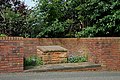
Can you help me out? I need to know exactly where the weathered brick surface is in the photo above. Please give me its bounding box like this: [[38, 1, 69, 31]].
[[0, 37, 120, 72], [37, 46, 68, 64], [23, 38, 39, 57], [0, 37, 24, 73], [38, 38, 120, 71], [37, 49, 67, 64]]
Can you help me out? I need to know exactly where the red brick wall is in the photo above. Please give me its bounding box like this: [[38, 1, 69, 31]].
[[38, 38, 120, 71], [94, 38, 120, 71], [23, 38, 39, 57], [0, 37, 120, 72], [0, 37, 24, 73]]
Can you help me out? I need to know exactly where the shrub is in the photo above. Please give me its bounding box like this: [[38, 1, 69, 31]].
[[67, 56, 87, 63], [0, 34, 7, 37], [24, 55, 43, 66]]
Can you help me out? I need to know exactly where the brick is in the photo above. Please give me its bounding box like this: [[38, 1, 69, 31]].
[[0, 37, 24, 73], [1, 37, 120, 72]]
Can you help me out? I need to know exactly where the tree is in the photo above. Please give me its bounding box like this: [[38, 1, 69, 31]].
[[75, 0, 120, 37], [33, 0, 120, 38], [0, 0, 32, 37], [1, 0, 119, 37], [32, 0, 83, 37]]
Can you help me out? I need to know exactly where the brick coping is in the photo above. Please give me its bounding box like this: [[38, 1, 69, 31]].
[[0, 37, 120, 40], [0, 37, 23, 40]]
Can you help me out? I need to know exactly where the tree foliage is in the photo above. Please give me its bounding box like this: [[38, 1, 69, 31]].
[[76, 0, 120, 37], [32, 0, 83, 37], [0, 0, 32, 37], [1, 0, 120, 37], [33, 0, 120, 37]]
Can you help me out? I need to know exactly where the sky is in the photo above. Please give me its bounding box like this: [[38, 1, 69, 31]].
[[20, 0, 36, 8]]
